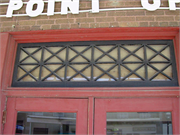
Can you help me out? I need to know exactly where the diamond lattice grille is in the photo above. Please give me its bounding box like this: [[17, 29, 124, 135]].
[[12, 40, 178, 87]]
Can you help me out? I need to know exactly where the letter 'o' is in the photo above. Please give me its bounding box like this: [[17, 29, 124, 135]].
[[141, 0, 161, 11], [26, 0, 44, 17]]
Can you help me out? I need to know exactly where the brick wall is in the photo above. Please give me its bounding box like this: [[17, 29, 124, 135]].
[[0, 0, 179, 32]]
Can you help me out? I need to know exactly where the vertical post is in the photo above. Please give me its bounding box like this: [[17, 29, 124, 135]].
[[88, 97, 94, 135], [172, 98, 180, 134], [0, 33, 9, 134], [3, 98, 17, 134]]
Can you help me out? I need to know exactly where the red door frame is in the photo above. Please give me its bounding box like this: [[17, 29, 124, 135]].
[[1, 27, 179, 97], [0, 27, 180, 134], [3, 98, 88, 134], [94, 98, 180, 134]]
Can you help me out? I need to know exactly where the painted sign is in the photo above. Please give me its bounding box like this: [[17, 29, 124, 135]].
[[0, 0, 179, 18]]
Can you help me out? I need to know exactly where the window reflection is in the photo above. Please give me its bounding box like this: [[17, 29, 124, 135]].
[[16, 112, 76, 134], [107, 112, 172, 135]]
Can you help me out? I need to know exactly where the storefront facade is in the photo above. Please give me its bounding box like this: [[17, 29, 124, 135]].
[[0, 0, 180, 134]]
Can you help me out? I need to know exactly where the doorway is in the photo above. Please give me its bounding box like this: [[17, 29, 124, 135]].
[[3, 97, 179, 134], [3, 98, 88, 134], [94, 98, 179, 135]]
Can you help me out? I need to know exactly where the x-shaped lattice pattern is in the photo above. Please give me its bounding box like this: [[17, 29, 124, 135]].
[[15, 43, 174, 83]]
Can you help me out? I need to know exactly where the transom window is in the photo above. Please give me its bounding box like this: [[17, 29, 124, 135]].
[[12, 40, 178, 87]]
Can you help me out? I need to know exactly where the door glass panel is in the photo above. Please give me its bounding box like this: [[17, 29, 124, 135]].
[[107, 112, 172, 135], [16, 112, 76, 134]]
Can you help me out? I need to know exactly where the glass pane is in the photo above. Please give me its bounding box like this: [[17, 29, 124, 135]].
[[66, 64, 89, 81], [20, 47, 42, 63], [17, 66, 39, 82], [94, 64, 118, 81], [121, 45, 143, 62], [94, 45, 117, 62], [94, 46, 103, 61], [148, 45, 167, 52], [148, 64, 172, 81], [69, 64, 91, 81], [161, 47, 170, 59], [69, 46, 91, 62], [44, 47, 66, 63], [146, 45, 170, 62], [124, 55, 141, 62], [121, 64, 144, 81], [107, 112, 172, 135], [69, 47, 91, 62], [16, 112, 76, 134]]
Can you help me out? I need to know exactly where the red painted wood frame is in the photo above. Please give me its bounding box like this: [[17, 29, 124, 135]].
[[94, 98, 180, 134], [1, 27, 179, 98], [3, 98, 88, 134], [0, 27, 180, 134]]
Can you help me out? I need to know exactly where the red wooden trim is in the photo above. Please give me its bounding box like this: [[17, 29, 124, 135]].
[[3, 98, 88, 135], [88, 97, 94, 135], [104, 98, 173, 111], [16, 98, 88, 134], [76, 99, 88, 135], [1, 36, 17, 89], [0, 33, 9, 134], [9, 34, 176, 43], [3, 98, 17, 134], [6, 86, 180, 91], [7, 27, 179, 43], [174, 33, 180, 85], [172, 98, 180, 134], [3, 89, 180, 98], [0, 94, 6, 134], [1, 27, 180, 98], [94, 98, 106, 135], [0, 33, 9, 87], [1, 27, 180, 135], [94, 98, 179, 135], [7, 27, 179, 35]]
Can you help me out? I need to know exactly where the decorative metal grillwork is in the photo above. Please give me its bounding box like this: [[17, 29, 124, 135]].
[[12, 40, 178, 87]]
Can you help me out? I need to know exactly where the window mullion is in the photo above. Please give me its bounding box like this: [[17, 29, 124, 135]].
[[118, 44, 121, 81], [64, 46, 69, 81], [91, 44, 94, 81], [144, 44, 148, 81], [39, 46, 44, 81]]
